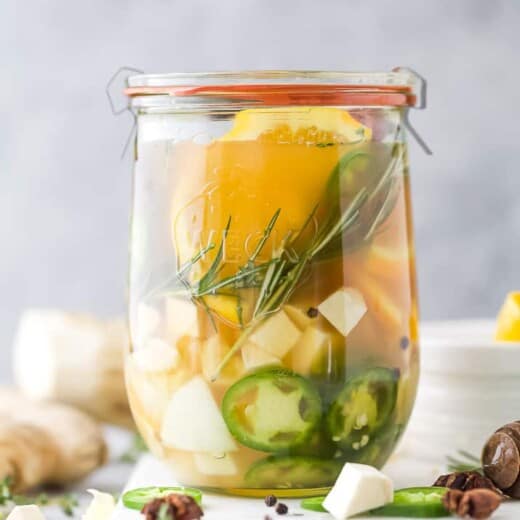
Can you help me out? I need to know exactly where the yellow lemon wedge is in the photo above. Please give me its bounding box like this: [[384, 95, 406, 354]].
[[202, 294, 244, 326], [220, 107, 371, 144], [495, 292, 520, 341]]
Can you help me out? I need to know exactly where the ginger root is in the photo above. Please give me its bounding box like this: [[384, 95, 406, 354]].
[[13, 309, 134, 429], [0, 389, 107, 492]]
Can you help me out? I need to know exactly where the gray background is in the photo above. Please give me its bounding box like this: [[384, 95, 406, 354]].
[[1, 0, 519, 381]]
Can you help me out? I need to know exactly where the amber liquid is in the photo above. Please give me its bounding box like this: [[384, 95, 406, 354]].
[[126, 136, 419, 496]]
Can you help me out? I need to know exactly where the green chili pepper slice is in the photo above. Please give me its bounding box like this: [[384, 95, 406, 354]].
[[301, 487, 449, 517], [122, 486, 203, 510], [326, 367, 398, 453], [301, 495, 328, 512], [222, 367, 322, 452], [369, 487, 450, 517], [245, 455, 342, 489]]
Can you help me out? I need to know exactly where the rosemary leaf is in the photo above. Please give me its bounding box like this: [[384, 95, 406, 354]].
[[195, 264, 269, 296], [196, 217, 231, 291], [253, 260, 278, 317], [177, 243, 216, 279], [249, 208, 281, 263]]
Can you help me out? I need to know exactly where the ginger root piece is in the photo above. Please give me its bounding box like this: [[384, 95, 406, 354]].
[[13, 309, 133, 428], [0, 389, 107, 492]]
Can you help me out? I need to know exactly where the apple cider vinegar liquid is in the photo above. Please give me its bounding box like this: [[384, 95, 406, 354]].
[[125, 71, 421, 496]]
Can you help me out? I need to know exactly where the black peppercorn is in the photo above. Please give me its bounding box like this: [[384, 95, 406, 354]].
[[264, 495, 277, 507], [275, 503, 288, 515], [307, 307, 318, 318], [400, 336, 410, 350]]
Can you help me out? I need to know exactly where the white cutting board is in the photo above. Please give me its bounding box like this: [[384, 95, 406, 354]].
[[111, 453, 519, 519]]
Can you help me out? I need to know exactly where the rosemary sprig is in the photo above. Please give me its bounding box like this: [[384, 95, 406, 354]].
[[163, 145, 402, 379], [171, 211, 281, 299], [212, 183, 369, 379]]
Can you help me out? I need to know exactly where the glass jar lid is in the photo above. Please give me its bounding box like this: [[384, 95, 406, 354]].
[[125, 69, 423, 109]]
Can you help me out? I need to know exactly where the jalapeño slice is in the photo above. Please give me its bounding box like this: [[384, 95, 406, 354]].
[[326, 367, 398, 453], [245, 455, 342, 489], [301, 487, 449, 517], [369, 487, 450, 517], [301, 496, 328, 512], [122, 486, 203, 510], [222, 367, 322, 452]]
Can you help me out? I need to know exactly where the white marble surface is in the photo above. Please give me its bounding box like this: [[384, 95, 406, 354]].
[[111, 453, 520, 520], [29, 424, 518, 520]]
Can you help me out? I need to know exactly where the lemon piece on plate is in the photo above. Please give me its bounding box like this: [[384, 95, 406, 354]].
[[220, 107, 371, 144], [496, 292, 520, 341]]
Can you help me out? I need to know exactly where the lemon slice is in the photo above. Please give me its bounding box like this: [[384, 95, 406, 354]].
[[202, 294, 243, 326], [354, 274, 404, 335], [365, 243, 410, 279], [496, 292, 520, 341], [220, 107, 371, 144]]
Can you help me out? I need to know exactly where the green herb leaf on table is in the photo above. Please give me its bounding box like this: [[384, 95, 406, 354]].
[[57, 494, 79, 517], [0, 477, 78, 518], [119, 433, 148, 464], [0, 478, 13, 506], [446, 450, 482, 474]]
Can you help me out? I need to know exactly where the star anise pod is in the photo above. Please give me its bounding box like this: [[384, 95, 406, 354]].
[[442, 489, 501, 519], [141, 494, 203, 520], [434, 471, 500, 493]]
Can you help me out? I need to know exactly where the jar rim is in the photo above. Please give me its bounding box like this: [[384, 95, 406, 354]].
[[125, 69, 421, 108]]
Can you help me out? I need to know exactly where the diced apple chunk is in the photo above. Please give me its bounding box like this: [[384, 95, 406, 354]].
[[249, 310, 301, 358], [201, 335, 244, 383], [242, 343, 282, 369], [161, 376, 237, 452], [318, 288, 367, 336], [290, 326, 331, 374], [323, 463, 393, 519], [176, 335, 202, 374], [193, 452, 238, 476], [201, 335, 230, 380], [283, 304, 316, 330], [126, 356, 187, 430], [166, 297, 198, 340], [133, 303, 161, 346], [132, 338, 179, 372], [355, 276, 403, 334]]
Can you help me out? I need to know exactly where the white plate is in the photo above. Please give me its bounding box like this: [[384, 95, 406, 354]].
[[420, 319, 520, 374]]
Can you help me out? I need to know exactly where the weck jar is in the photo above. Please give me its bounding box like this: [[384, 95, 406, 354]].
[[124, 70, 421, 497]]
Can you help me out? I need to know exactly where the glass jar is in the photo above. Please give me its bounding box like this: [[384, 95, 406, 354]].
[[124, 71, 421, 497]]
